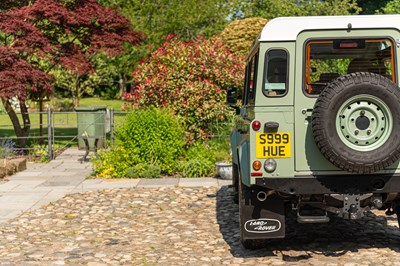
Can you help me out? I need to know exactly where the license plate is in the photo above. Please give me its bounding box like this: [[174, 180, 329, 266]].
[[256, 132, 291, 158]]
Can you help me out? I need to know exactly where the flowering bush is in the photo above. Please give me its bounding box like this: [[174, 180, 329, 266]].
[[127, 35, 244, 142], [91, 146, 136, 178], [0, 139, 16, 158]]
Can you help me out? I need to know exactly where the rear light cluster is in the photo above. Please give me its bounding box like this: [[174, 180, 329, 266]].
[[264, 159, 277, 172], [251, 120, 277, 176], [252, 120, 261, 131], [252, 161, 261, 170], [252, 159, 277, 173]]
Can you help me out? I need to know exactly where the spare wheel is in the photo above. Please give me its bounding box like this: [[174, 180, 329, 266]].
[[312, 72, 400, 174]]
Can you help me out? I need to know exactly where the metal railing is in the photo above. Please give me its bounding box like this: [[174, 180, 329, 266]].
[[0, 108, 127, 160], [0, 108, 231, 161]]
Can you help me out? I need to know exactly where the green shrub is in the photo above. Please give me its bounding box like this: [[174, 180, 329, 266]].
[[48, 98, 74, 111], [181, 158, 214, 178], [31, 144, 63, 162], [126, 163, 161, 178], [91, 146, 139, 178], [115, 107, 185, 175], [99, 86, 118, 100], [125, 164, 144, 178], [185, 142, 215, 162], [180, 142, 216, 177], [143, 164, 161, 178]]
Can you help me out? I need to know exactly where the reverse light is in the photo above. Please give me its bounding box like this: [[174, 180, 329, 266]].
[[264, 158, 277, 173], [252, 160, 262, 171], [252, 120, 261, 131]]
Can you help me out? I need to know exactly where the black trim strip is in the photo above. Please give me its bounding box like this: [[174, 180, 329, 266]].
[[256, 174, 400, 194]]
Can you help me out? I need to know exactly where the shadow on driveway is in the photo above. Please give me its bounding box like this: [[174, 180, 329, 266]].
[[216, 186, 400, 261]]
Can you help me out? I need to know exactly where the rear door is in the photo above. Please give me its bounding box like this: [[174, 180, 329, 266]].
[[294, 29, 400, 173]]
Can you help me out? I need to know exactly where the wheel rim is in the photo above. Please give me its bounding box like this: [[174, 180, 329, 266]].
[[336, 94, 393, 151]]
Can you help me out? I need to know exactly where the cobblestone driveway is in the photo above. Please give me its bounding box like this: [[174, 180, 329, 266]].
[[0, 186, 399, 265]]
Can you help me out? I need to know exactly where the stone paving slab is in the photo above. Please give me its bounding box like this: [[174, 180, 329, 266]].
[[217, 178, 232, 187], [0, 207, 27, 219], [178, 177, 219, 187], [0, 195, 45, 206], [137, 177, 179, 188], [38, 171, 79, 177], [2, 180, 46, 192], [39, 175, 86, 187], [0, 182, 20, 192], [10, 171, 43, 178]]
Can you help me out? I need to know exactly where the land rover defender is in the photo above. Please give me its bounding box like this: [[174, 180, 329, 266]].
[[227, 15, 400, 249]]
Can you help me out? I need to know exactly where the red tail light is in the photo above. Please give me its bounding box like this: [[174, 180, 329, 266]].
[[252, 120, 261, 131]]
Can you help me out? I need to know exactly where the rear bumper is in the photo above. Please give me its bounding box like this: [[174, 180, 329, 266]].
[[256, 174, 400, 194]]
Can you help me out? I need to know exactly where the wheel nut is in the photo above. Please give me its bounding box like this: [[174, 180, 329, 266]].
[[360, 110, 365, 116], [355, 130, 359, 135], [367, 130, 371, 135]]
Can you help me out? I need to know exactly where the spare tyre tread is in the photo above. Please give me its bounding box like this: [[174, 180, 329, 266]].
[[312, 72, 400, 174]]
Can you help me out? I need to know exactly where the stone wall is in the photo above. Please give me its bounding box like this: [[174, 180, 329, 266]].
[[0, 158, 27, 178]]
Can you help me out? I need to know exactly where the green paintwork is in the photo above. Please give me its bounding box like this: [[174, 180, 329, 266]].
[[335, 94, 393, 151], [230, 26, 400, 187], [294, 29, 400, 173]]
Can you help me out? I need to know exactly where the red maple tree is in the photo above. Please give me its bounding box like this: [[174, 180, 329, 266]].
[[13, 0, 144, 73], [0, 12, 53, 146], [1, 0, 145, 147]]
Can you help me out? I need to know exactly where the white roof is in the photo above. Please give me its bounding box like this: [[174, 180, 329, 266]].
[[260, 15, 400, 41]]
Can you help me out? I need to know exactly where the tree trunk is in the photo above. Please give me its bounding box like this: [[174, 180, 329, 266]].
[[1, 97, 30, 148], [118, 74, 128, 100], [73, 73, 81, 107]]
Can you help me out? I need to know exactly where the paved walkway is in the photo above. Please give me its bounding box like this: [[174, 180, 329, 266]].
[[0, 147, 230, 224]]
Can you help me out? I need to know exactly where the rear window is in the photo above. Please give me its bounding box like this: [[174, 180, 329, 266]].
[[305, 38, 395, 95], [263, 49, 288, 97]]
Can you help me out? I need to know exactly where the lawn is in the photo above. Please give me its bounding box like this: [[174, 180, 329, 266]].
[[0, 97, 128, 147], [79, 97, 128, 111]]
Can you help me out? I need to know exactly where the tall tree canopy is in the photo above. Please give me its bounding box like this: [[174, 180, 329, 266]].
[[379, 0, 400, 14], [220, 18, 268, 56], [98, 0, 234, 45], [357, 0, 391, 14], [1, 0, 145, 146], [233, 0, 361, 19]]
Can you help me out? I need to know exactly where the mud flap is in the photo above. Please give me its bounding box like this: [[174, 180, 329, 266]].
[[240, 195, 286, 240]]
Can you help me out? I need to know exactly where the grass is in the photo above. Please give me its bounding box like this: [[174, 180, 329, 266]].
[[0, 97, 128, 147], [79, 97, 128, 111], [0, 97, 127, 113]]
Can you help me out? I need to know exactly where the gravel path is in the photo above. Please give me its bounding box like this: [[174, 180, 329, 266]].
[[0, 186, 399, 265]]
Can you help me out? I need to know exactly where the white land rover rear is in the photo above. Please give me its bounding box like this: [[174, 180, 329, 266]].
[[227, 15, 400, 249]]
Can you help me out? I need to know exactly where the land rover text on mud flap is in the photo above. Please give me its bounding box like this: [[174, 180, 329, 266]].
[[227, 15, 400, 249]]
